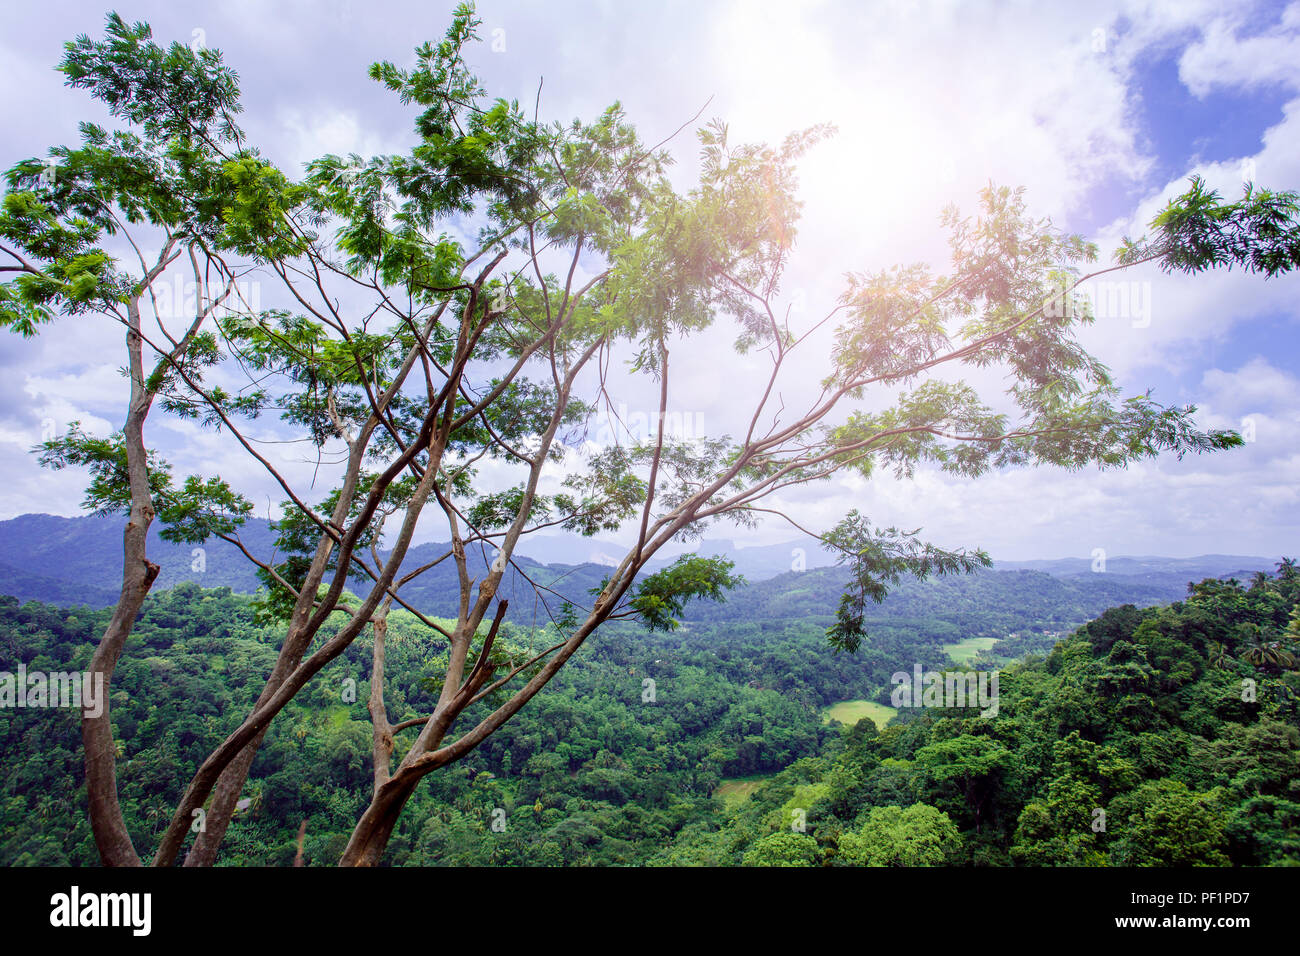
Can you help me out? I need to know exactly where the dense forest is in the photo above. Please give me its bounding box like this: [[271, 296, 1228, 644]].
[[3, 562, 1296, 866]]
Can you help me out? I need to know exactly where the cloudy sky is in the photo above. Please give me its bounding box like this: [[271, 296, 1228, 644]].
[[1, 0, 1298, 562]]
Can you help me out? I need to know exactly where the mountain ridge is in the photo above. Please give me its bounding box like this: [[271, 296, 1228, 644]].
[[0, 514, 1281, 629]]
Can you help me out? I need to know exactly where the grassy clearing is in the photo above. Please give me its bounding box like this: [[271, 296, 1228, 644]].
[[943, 636, 1000, 664], [821, 699, 897, 729], [714, 776, 770, 809]]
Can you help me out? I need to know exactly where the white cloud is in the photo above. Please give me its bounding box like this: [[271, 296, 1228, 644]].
[[2, 0, 1298, 560], [1202, 356, 1300, 411], [1179, 5, 1300, 96], [276, 107, 404, 174]]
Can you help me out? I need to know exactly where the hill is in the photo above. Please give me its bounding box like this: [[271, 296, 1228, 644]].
[[0, 515, 1279, 638]]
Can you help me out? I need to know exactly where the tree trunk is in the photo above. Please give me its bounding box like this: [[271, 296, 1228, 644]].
[[83, 314, 158, 866], [82, 513, 158, 866], [180, 728, 267, 866], [181, 570, 329, 864], [183, 605, 322, 864], [339, 777, 419, 866]]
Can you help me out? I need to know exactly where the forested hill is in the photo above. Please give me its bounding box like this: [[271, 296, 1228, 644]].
[[0, 513, 611, 617], [0, 514, 1276, 631], [2, 566, 1297, 866], [683, 565, 1181, 627], [662, 565, 1300, 867]]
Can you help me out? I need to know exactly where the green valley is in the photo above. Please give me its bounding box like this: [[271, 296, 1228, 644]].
[[4, 562, 1297, 866]]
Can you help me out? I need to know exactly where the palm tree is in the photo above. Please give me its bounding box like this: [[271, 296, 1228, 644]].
[[145, 802, 171, 834], [1241, 634, 1297, 670], [1208, 642, 1232, 669]]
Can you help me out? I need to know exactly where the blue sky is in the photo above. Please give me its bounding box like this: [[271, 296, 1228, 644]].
[[1, 0, 1298, 562], [1093, 5, 1299, 404]]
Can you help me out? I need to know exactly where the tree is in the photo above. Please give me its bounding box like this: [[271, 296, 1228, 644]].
[[912, 735, 1012, 831], [1109, 780, 1230, 866], [837, 803, 962, 866], [1238, 624, 1297, 671], [741, 831, 820, 867], [0, 14, 268, 864], [6, 4, 1300, 866]]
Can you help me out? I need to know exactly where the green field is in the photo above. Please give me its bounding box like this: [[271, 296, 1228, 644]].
[[943, 636, 1000, 664], [714, 776, 770, 809], [821, 699, 897, 729]]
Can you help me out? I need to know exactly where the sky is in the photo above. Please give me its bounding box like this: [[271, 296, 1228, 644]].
[[1, 0, 1298, 562]]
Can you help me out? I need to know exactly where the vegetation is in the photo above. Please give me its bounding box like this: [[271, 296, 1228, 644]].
[[822, 700, 898, 729], [662, 563, 1300, 866], [3, 562, 1296, 866], [3, 4, 1298, 866], [0, 583, 828, 865], [944, 636, 1003, 665]]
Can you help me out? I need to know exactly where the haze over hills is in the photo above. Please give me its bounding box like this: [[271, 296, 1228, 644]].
[[990, 554, 1284, 595], [0, 514, 1281, 629], [992, 554, 1280, 577], [516, 532, 842, 577]]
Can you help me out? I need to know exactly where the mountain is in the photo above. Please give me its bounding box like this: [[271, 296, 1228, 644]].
[[993, 553, 1278, 579], [992, 554, 1281, 596], [0, 513, 273, 598], [0, 513, 610, 622], [677, 564, 1187, 633], [673, 536, 841, 579], [0, 514, 840, 617], [517, 532, 840, 578], [0, 558, 120, 609], [0, 514, 1280, 632]]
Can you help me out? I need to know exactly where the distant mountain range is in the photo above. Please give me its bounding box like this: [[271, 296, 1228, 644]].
[[990, 554, 1282, 597], [516, 532, 841, 577], [0, 513, 1281, 627], [0, 514, 842, 613]]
